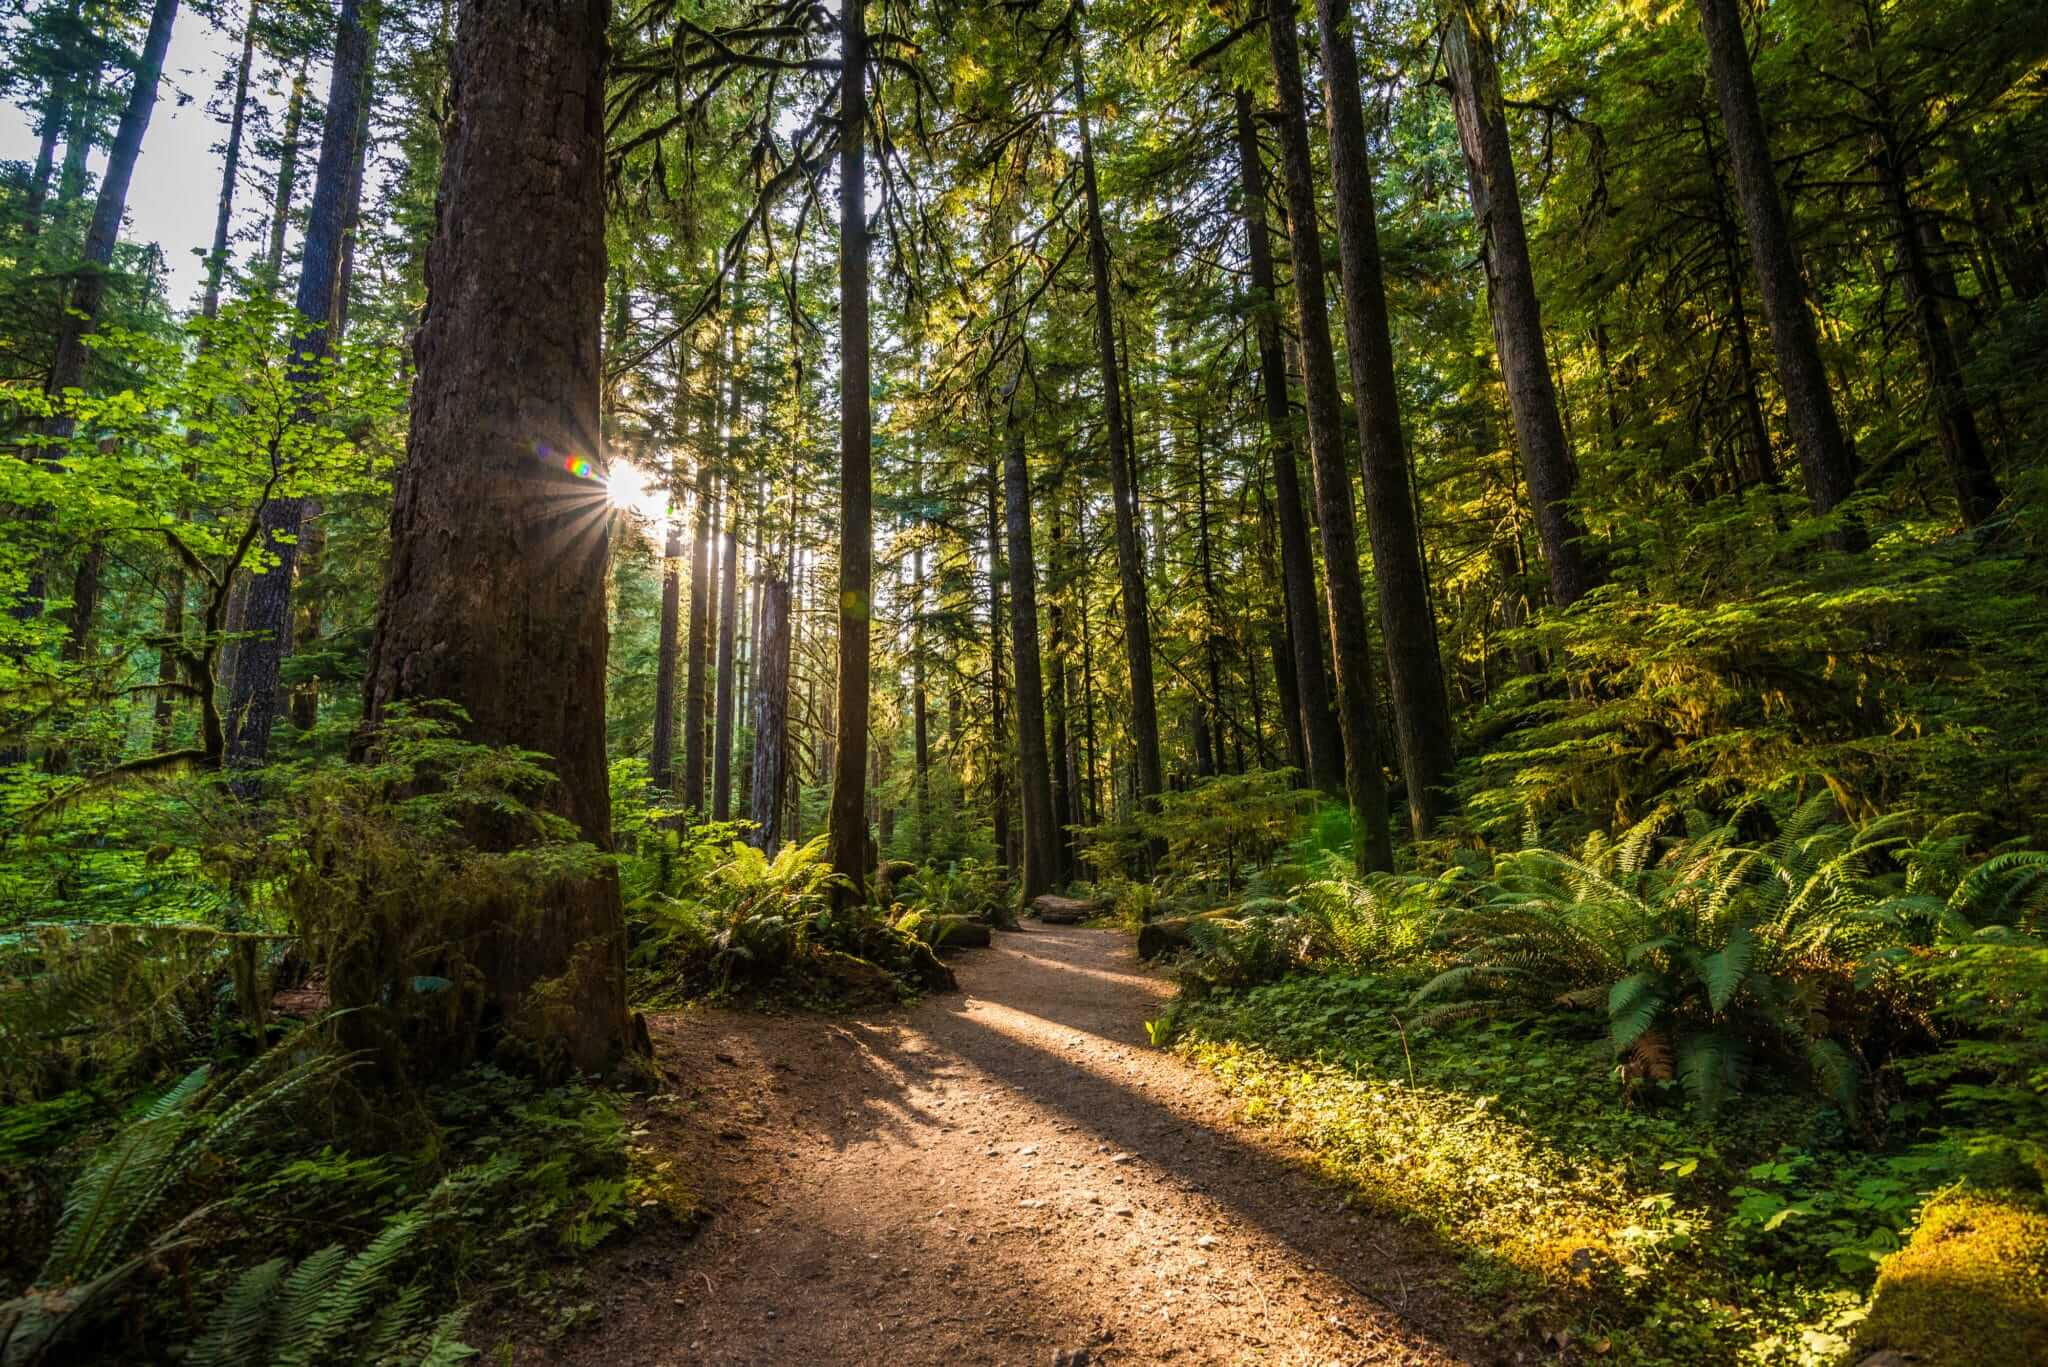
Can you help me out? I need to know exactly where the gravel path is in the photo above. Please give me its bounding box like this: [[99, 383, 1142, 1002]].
[[537, 925, 1496, 1365]]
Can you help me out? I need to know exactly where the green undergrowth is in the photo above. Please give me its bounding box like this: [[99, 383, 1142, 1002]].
[[0, 1053, 695, 1364], [1172, 973, 1990, 1364], [614, 770, 984, 1014]]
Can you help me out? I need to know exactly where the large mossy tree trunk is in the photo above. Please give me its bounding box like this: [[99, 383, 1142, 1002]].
[[361, 0, 628, 1075], [1265, 0, 1394, 873], [1318, 0, 1458, 835], [824, 0, 874, 903], [1441, 0, 1601, 607], [1694, 0, 1865, 549]]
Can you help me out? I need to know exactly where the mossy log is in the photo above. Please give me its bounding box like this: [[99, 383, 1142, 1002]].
[[1136, 908, 1236, 961], [1856, 1192, 2048, 1367], [874, 859, 920, 903], [1031, 895, 1101, 925]]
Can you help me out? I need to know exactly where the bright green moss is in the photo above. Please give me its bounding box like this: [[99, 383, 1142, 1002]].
[[1856, 1194, 2048, 1367]]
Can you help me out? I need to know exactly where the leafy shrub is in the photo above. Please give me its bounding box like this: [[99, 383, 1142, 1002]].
[[0, 922, 289, 1098], [198, 703, 611, 1073], [184, 1213, 473, 1367], [1898, 942, 2048, 1186]]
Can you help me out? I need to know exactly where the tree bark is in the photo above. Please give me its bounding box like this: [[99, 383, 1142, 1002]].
[[1004, 390, 1058, 899], [1265, 1, 1394, 873], [1073, 50, 1165, 829], [1232, 89, 1342, 796], [44, 0, 178, 407], [361, 0, 627, 1074], [1694, 0, 1864, 548], [1871, 133, 2000, 526], [650, 482, 683, 791], [824, 0, 874, 901], [713, 485, 740, 819], [200, 3, 260, 320], [264, 61, 309, 282], [1319, 0, 1457, 834], [1441, 0, 1601, 603], [987, 466, 1010, 876], [749, 574, 792, 848], [683, 446, 712, 810], [226, 0, 372, 768]]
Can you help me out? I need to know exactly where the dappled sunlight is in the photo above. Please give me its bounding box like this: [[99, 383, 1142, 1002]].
[[990, 946, 1168, 994]]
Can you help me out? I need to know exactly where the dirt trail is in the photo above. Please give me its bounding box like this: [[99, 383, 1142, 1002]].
[[542, 926, 1497, 1365]]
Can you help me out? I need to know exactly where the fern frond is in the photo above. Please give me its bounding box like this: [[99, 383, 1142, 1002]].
[[187, 1258, 290, 1367]]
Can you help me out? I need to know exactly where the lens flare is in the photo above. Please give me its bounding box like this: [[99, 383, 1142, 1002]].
[[604, 459, 670, 524]]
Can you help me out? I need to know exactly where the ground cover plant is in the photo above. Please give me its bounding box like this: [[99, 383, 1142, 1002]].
[[1142, 790, 2048, 1362]]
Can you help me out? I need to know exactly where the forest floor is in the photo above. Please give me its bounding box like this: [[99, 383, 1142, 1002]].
[[499, 925, 1512, 1366]]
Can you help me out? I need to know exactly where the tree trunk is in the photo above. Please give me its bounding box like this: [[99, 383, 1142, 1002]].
[[1073, 50, 1165, 826], [749, 574, 792, 849], [1004, 391, 1058, 899], [987, 467, 1010, 877], [225, 0, 372, 769], [44, 0, 178, 407], [1265, 1, 1395, 873], [1319, 0, 1458, 834], [912, 448, 930, 853], [1232, 89, 1342, 796], [200, 4, 259, 320], [361, 0, 627, 1074], [21, 20, 72, 242], [1694, 0, 1864, 549], [684, 450, 712, 810], [650, 482, 683, 790], [1048, 588, 1076, 885], [27, 0, 177, 658], [713, 486, 740, 819], [1441, 0, 1601, 603], [264, 62, 309, 282], [1192, 417, 1225, 778], [1699, 111, 1779, 492], [331, 11, 380, 336], [824, 0, 873, 901], [1872, 133, 2000, 526]]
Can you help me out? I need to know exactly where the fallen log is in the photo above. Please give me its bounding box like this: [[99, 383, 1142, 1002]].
[[1031, 895, 1101, 925], [929, 916, 993, 952], [1136, 908, 1237, 961]]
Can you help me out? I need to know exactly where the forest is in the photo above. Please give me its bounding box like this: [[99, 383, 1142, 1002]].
[[1, 0, 2045, 1362]]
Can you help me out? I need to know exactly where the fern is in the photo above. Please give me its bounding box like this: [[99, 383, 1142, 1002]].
[[0, 1041, 357, 1367], [186, 1212, 467, 1367], [185, 1259, 290, 1367]]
